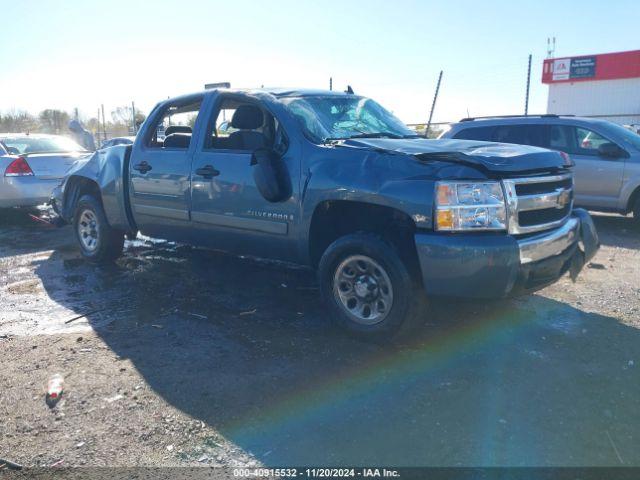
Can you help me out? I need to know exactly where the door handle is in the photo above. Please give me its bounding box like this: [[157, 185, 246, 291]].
[[195, 165, 220, 179], [133, 161, 152, 174]]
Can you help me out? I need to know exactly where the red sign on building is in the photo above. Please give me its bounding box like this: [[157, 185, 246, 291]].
[[542, 49, 640, 84]]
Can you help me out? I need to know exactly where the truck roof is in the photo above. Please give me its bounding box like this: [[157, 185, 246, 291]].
[[261, 88, 350, 98], [162, 87, 353, 106]]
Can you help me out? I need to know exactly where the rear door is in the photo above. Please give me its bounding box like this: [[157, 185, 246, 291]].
[[549, 124, 625, 208], [128, 95, 203, 239]]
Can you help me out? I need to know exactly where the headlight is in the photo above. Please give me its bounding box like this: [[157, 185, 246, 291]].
[[435, 181, 507, 231]]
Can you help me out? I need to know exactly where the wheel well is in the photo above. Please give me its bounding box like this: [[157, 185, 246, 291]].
[[309, 201, 420, 279], [627, 185, 640, 214], [63, 176, 101, 218]]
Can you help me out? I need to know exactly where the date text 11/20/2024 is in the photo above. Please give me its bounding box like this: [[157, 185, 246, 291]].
[[233, 468, 400, 478]]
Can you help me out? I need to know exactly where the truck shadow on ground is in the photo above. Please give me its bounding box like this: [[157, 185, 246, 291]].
[[590, 213, 639, 249], [0, 208, 71, 259], [29, 224, 640, 466]]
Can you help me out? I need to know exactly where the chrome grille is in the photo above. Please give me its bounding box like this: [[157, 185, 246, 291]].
[[502, 173, 573, 234]]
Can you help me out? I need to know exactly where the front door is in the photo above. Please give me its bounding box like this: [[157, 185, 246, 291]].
[[189, 95, 299, 261], [129, 96, 203, 239], [551, 125, 625, 208]]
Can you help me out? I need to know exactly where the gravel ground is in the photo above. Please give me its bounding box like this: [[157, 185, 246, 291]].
[[0, 208, 639, 469]]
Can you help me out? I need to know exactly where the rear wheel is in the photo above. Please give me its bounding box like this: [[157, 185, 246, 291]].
[[318, 233, 426, 341], [73, 194, 124, 263]]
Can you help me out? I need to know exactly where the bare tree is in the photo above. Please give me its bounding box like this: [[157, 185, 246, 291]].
[[111, 106, 146, 130], [0, 110, 38, 133], [38, 109, 71, 134]]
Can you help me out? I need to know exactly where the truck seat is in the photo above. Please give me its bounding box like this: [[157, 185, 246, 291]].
[[228, 105, 267, 150], [163, 133, 192, 148], [165, 125, 192, 136]]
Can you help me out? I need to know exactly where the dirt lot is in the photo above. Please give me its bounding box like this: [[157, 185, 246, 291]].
[[0, 209, 639, 468]]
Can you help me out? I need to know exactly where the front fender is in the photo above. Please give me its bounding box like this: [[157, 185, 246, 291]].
[[296, 149, 442, 263], [301, 164, 434, 231], [618, 174, 640, 212]]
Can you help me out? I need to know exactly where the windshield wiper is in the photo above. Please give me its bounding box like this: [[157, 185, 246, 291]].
[[323, 132, 423, 144], [347, 132, 403, 139], [323, 132, 405, 142], [323, 131, 416, 144]]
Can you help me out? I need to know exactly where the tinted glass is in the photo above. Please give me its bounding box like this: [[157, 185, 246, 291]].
[[452, 126, 494, 140], [549, 125, 575, 152], [454, 124, 550, 148], [492, 125, 548, 147]]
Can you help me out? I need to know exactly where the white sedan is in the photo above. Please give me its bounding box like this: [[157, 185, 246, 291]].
[[0, 134, 89, 208]]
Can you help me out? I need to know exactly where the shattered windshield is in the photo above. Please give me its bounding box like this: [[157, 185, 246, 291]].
[[280, 95, 417, 143]]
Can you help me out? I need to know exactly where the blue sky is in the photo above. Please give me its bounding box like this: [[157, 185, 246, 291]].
[[1, 0, 638, 123]]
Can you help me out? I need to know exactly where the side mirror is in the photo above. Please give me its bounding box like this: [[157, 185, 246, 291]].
[[251, 148, 292, 202], [597, 142, 626, 159]]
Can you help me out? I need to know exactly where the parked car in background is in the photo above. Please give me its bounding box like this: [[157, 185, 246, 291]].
[[0, 133, 87, 208], [100, 136, 136, 149], [52, 88, 598, 340], [216, 120, 238, 136], [624, 124, 640, 135], [441, 115, 640, 222]]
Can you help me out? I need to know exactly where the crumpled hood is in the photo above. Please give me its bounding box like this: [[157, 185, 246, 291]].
[[339, 138, 572, 174]]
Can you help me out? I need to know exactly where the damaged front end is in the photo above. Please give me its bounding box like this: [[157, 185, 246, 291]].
[[569, 208, 600, 281], [414, 207, 600, 299], [514, 208, 599, 295]]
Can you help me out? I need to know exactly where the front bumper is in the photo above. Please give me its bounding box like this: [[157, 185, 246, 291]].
[[0, 176, 61, 208], [415, 209, 599, 298]]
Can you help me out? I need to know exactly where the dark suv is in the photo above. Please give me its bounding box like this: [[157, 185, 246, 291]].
[[442, 115, 640, 220]]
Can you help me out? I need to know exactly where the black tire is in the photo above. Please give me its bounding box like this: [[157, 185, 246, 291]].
[[318, 233, 426, 341], [73, 194, 124, 263], [633, 196, 640, 224]]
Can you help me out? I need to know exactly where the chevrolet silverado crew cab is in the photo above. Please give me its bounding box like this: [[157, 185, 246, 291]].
[[52, 88, 599, 340], [442, 115, 640, 222]]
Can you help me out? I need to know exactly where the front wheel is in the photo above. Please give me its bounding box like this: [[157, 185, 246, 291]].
[[318, 233, 426, 341], [633, 196, 640, 225], [73, 194, 124, 263]]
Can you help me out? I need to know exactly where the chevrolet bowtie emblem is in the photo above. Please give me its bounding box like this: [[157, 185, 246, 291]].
[[557, 189, 570, 208]]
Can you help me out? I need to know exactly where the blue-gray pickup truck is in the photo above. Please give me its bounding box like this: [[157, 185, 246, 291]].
[[52, 88, 599, 339]]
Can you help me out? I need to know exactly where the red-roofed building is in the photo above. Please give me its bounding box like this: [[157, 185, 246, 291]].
[[542, 49, 640, 126]]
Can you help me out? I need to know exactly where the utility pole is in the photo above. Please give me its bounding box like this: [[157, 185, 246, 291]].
[[101, 104, 107, 141], [524, 54, 532, 116], [329, 77, 333, 91], [131, 101, 136, 134], [425, 70, 443, 138]]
